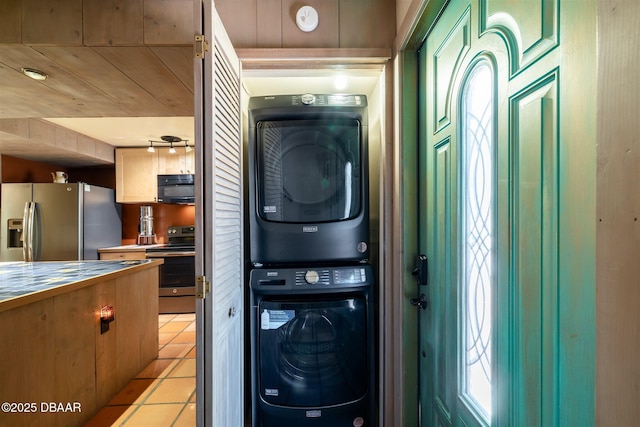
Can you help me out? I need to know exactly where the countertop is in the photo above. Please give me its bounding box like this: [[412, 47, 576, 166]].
[[0, 259, 162, 312], [97, 244, 163, 252]]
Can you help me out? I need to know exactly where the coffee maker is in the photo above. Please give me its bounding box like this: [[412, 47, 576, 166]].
[[137, 206, 156, 245]]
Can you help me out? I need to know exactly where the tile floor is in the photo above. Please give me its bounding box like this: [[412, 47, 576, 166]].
[[85, 313, 197, 427]]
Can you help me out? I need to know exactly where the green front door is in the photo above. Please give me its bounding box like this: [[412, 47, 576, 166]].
[[412, 0, 596, 426]]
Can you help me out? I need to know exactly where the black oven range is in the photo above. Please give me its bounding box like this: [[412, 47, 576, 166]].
[[145, 225, 195, 314]]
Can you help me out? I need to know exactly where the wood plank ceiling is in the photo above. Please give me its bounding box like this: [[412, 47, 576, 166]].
[[0, 0, 194, 167]]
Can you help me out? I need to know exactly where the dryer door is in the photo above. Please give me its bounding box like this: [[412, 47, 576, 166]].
[[257, 119, 363, 223], [258, 297, 368, 407]]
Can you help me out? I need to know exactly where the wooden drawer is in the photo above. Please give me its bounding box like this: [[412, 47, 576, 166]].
[[99, 250, 146, 260]]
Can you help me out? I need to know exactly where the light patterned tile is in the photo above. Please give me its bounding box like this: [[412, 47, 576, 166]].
[[171, 330, 196, 344], [145, 378, 195, 404], [159, 331, 177, 346], [108, 379, 158, 405], [185, 346, 196, 359], [158, 343, 193, 359], [159, 321, 191, 333], [158, 314, 177, 323], [121, 403, 184, 426], [136, 358, 179, 379], [84, 404, 137, 427], [173, 403, 196, 427], [168, 358, 196, 378]]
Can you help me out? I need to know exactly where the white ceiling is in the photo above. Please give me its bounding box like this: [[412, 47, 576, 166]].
[[41, 70, 382, 150]]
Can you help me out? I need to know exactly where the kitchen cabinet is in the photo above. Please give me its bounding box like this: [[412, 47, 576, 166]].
[[157, 147, 195, 174], [115, 148, 158, 203], [115, 148, 195, 203]]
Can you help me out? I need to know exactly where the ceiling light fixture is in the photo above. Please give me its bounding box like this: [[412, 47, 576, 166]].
[[21, 67, 48, 81], [185, 141, 193, 153], [148, 135, 188, 154], [334, 75, 348, 91]]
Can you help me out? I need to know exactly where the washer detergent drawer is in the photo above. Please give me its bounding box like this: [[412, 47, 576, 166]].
[[258, 297, 368, 407]]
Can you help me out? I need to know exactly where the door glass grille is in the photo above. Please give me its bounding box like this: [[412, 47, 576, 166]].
[[461, 60, 493, 419]]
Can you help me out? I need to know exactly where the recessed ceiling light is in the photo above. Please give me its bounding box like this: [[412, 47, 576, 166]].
[[21, 67, 48, 81], [334, 75, 348, 90]]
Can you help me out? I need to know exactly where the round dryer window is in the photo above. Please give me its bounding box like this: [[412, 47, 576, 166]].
[[281, 130, 347, 205]]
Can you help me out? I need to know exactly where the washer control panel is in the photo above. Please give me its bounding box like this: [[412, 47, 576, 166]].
[[251, 265, 372, 292], [295, 267, 368, 286]]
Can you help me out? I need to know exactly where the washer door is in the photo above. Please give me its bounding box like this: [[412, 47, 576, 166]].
[[258, 297, 368, 407]]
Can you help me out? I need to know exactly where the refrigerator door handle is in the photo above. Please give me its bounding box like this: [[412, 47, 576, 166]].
[[22, 202, 30, 261], [23, 202, 36, 262]]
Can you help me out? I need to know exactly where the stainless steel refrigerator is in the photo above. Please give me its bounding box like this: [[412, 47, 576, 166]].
[[0, 183, 122, 261]]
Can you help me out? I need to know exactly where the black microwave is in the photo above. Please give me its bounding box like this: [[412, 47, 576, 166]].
[[157, 174, 195, 204]]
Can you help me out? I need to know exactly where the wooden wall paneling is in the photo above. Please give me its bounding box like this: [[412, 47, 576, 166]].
[[596, 0, 640, 424], [281, 0, 340, 48], [94, 47, 194, 115], [76, 134, 97, 158], [53, 286, 97, 426], [83, 0, 144, 46], [56, 127, 79, 152], [0, 0, 21, 43], [215, 0, 258, 48], [340, 0, 396, 48], [139, 268, 159, 366], [0, 118, 29, 139], [21, 0, 83, 45], [94, 279, 119, 408], [29, 119, 56, 146], [0, 299, 55, 427], [257, 0, 283, 48], [150, 46, 195, 93], [143, 0, 194, 45], [94, 140, 116, 163], [115, 274, 143, 391], [36, 46, 175, 117]]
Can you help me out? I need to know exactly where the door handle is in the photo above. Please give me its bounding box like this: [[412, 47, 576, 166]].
[[412, 254, 428, 286], [411, 294, 428, 310], [411, 254, 429, 310]]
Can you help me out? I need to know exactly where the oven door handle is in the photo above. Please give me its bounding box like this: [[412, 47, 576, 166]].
[[146, 251, 196, 258]]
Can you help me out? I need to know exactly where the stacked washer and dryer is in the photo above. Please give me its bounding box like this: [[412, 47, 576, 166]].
[[248, 94, 376, 427]]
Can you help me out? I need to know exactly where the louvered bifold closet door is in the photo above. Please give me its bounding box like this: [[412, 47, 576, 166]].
[[196, 1, 243, 426]]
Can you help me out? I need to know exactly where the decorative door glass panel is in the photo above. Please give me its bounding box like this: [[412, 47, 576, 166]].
[[461, 60, 494, 419]]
